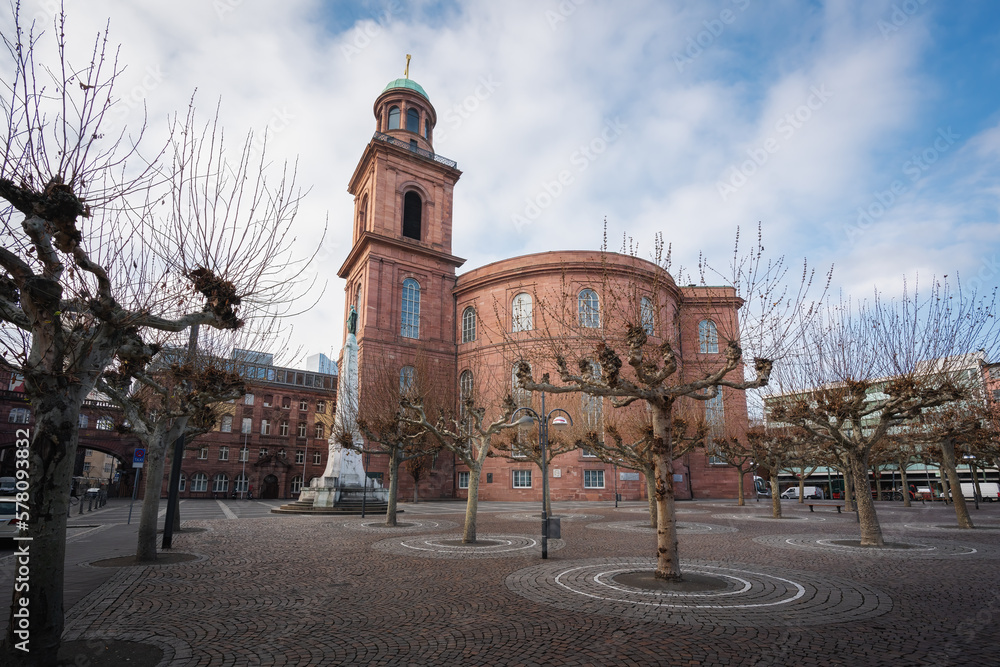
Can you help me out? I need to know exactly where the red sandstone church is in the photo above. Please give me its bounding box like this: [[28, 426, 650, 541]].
[[341, 74, 750, 503]]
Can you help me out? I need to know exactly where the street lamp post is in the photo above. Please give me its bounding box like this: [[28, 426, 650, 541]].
[[240, 431, 249, 499], [511, 391, 572, 560]]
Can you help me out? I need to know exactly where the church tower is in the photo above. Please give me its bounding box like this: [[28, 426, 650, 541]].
[[338, 64, 464, 405]]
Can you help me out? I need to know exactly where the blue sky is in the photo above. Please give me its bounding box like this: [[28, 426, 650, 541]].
[[10, 0, 1000, 362]]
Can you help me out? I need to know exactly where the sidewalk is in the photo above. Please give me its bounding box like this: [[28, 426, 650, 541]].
[[2, 499, 999, 665]]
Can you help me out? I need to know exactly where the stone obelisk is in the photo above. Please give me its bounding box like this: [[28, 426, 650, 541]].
[[298, 306, 384, 506]]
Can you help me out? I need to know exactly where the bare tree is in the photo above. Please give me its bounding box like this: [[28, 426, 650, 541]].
[[0, 8, 311, 661], [350, 355, 444, 526], [769, 282, 999, 546], [514, 230, 822, 581], [744, 425, 807, 518], [715, 434, 757, 506]]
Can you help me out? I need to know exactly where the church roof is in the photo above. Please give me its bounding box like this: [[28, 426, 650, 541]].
[[381, 78, 429, 100]]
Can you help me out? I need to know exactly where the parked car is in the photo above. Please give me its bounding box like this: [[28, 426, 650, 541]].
[[948, 483, 1000, 502], [0, 497, 18, 541], [0, 477, 16, 495], [781, 486, 825, 500]]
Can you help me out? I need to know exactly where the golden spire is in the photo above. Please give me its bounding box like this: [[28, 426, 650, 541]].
[[405, 54, 411, 79]]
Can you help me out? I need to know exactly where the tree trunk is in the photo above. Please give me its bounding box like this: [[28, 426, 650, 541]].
[[769, 474, 782, 518], [645, 470, 657, 527], [798, 475, 805, 503], [651, 407, 680, 581], [412, 478, 419, 503], [849, 450, 884, 546], [899, 460, 911, 508], [940, 470, 951, 505], [385, 448, 401, 527], [940, 438, 974, 529], [842, 466, 854, 512], [736, 469, 745, 506], [136, 433, 168, 562], [462, 466, 482, 543], [2, 402, 81, 664]]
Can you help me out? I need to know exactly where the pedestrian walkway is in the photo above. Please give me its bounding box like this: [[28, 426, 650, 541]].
[[3, 499, 998, 665]]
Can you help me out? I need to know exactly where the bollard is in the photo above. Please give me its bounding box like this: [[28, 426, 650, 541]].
[[87, 496, 93, 512], [78, 497, 84, 515]]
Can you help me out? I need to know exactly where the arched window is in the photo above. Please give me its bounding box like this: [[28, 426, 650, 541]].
[[401, 278, 420, 338], [96, 416, 114, 430], [579, 361, 603, 430], [191, 473, 208, 493], [212, 473, 229, 493], [406, 108, 420, 132], [512, 293, 533, 332], [640, 297, 654, 336], [234, 473, 249, 494], [388, 105, 400, 130], [706, 391, 725, 464], [460, 370, 474, 402], [512, 362, 532, 407], [400, 366, 415, 395], [699, 319, 719, 354], [402, 191, 422, 240], [177, 473, 186, 492], [423, 118, 430, 138], [462, 306, 476, 343], [357, 194, 368, 237], [578, 289, 600, 328]]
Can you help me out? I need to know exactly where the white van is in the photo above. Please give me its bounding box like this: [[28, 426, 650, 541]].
[[953, 483, 1000, 502], [781, 486, 825, 500]]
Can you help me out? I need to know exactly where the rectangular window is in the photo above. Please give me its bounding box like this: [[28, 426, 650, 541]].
[[458, 471, 470, 489], [313, 451, 322, 465], [317, 400, 326, 414], [220, 415, 233, 433], [192, 474, 208, 493], [244, 394, 255, 405], [581, 447, 598, 458], [486, 473, 493, 484], [298, 422, 307, 438], [241, 417, 252, 434], [85, 449, 93, 457], [315, 423, 325, 438], [78, 414, 89, 428], [198, 447, 209, 460], [279, 421, 289, 436], [295, 450, 305, 464], [239, 447, 249, 462], [299, 399, 308, 411], [261, 419, 271, 435], [103, 462, 112, 473], [82, 462, 91, 472], [263, 394, 273, 407], [219, 446, 229, 461], [8, 408, 30, 424], [260, 448, 268, 457], [584, 470, 605, 489], [512, 470, 532, 488]]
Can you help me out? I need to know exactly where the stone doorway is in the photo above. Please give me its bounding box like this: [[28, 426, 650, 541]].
[[262, 474, 279, 499]]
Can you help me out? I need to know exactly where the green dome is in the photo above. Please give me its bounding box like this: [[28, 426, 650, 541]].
[[381, 78, 429, 100]]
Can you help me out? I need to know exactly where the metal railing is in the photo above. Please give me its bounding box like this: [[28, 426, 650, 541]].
[[372, 132, 458, 169]]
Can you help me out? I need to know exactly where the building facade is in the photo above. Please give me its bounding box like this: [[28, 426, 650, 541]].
[[342, 75, 751, 502]]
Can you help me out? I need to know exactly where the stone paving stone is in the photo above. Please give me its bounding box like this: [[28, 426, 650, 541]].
[[19, 500, 1000, 665]]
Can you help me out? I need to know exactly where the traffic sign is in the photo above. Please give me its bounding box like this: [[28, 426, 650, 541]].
[[132, 449, 145, 468]]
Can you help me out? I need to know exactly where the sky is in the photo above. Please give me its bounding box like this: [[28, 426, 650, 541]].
[[7, 0, 1000, 367]]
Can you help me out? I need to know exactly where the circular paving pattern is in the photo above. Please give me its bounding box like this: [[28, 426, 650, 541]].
[[617, 507, 707, 515], [371, 533, 565, 559], [328, 518, 460, 532], [586, 521, 737, 535], [498, 513, 603, 522], [900, 523, 1000, 532], [753, 534, 984, 557], [505, 557, 891, 627], [711, 513, 821, 522]]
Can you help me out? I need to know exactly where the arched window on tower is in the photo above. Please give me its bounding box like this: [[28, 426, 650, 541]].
[[357, 194, 368, 238], [512, 293, 533, 332], [581, 361, 603, 431], [388, 105, 400, 130], [406, 108, 420, 133], [423, 118, 430, 138], [401, 278, 420, 339], [459, 370, 474, 426], [461, 306, 476, 343], [402, 191, 422, 240], [699, 319, 719, 354], [578, 288, 600, 328]]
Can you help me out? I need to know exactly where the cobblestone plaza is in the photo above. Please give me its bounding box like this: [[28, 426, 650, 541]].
[[2, 498, 998, 665]]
